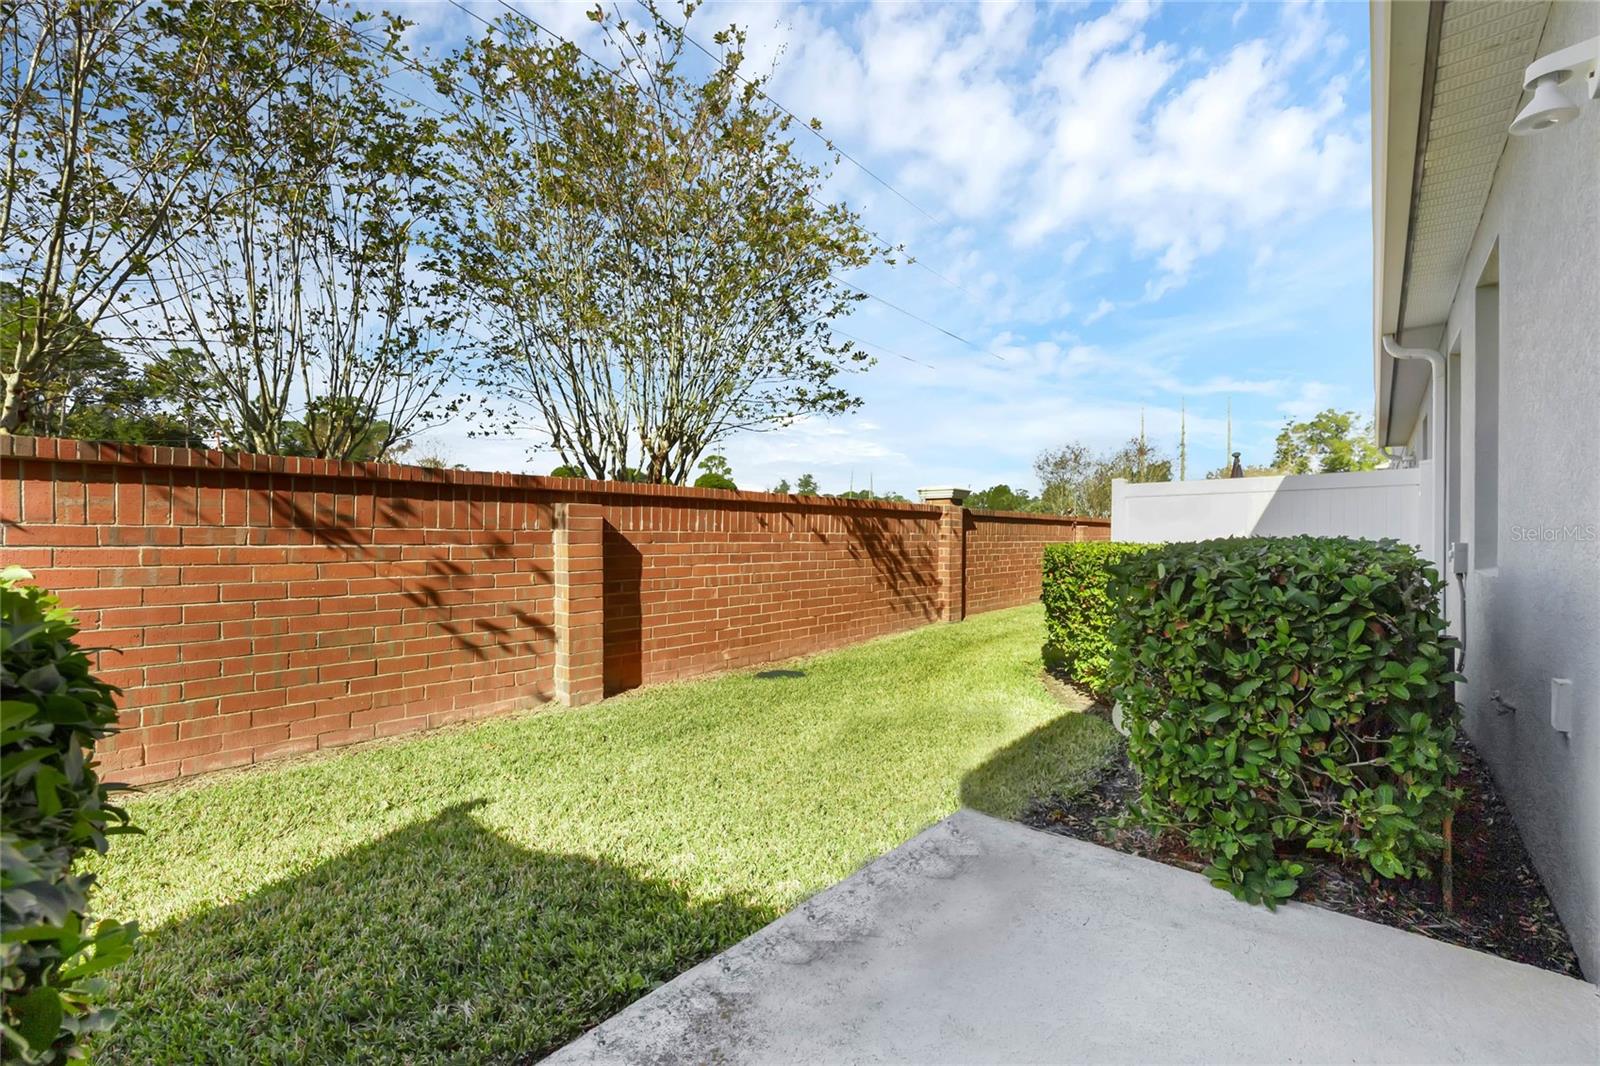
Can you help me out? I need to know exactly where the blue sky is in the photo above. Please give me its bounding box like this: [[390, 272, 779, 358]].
[[404, 0, 1374, 494]]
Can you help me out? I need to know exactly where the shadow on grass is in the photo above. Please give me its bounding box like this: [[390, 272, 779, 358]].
[[960, 711, 1121, 821], [101, 802, 775, 1065]]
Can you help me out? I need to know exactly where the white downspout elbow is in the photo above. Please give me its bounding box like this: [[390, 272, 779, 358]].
[[1381, 335, 1448, 582], [1381, 335, 1446, 374]]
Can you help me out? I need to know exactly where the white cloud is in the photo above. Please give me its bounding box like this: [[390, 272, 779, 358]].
[[704, 0, 1366, 352], [721, 416, 910, 493], [397, 1, 1375, 492], [1015, 1, 1365, 293], [395, 0, 609, 56], [1277, 381, 1339, 420], [747, 3, 1039, 219], [412, 427, 546, 474]]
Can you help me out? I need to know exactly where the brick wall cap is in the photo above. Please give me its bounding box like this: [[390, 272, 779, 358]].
[[1, 435, 1111, 526], [917, 486, 971, 505], [0, 435, 953, 515], [967, 509, 1111, 525]]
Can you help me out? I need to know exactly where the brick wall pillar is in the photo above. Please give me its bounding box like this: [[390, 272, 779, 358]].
[[553, 502, 605, 706], [918, 486, 970, 623], [934, 504, 967, 622]]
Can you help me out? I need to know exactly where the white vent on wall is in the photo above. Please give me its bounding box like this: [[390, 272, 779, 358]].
[[1550, 678, 1575, 735]]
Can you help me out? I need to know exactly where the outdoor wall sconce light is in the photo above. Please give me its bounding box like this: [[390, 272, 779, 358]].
[[1510, 35, 1599, 136]]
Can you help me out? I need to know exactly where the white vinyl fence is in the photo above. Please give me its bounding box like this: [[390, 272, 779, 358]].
[[1111, 465, 1431, 561]]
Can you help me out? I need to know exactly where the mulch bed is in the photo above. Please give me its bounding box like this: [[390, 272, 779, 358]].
[[1021, 688, 1583, 978]]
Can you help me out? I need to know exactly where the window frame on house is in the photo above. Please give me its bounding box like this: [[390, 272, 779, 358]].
[[1472, 247, 1500, 572]]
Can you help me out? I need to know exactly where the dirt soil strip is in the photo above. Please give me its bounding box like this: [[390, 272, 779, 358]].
[[1023, 686, 1583, 978]]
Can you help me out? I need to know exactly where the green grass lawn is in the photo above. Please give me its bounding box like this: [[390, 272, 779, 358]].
[[89, 603, 1118, 1064]]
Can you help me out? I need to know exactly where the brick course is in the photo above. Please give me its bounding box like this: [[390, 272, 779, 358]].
[[1, 437, 1107, 782], [965, 509, 1105, 616]]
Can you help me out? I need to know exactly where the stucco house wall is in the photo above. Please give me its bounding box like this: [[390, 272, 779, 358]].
[[1393, 0, 1599, 978]]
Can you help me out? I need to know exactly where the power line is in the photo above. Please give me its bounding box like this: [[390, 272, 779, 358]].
[[830, 326, 935, 370], [670, 18, 939, 223], [468, 0, 1000, 354], [476, 0, 977, 305], [664, 5, 996, 303], [893, 252, 982, 306], [306, 5, 473, 119], [314, 2, 1009, 370], [831, 203, 983, 304], [489, 0, 940, 225], [835, 277, 1006, 362]]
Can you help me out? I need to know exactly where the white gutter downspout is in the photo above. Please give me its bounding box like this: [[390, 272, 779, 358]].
[[1382, 335, 1448, 584]]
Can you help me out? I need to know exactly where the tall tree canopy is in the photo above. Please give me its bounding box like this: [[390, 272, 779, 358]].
[[3, 2, 465, 459], [136, 8, 463, 459], [443, 2, 886, 483], [692, 454, 736, 491], [1273, 409, 1385, 474], [1, 0, 318, 434], [0, 283, 211, 444], [4, 2, 905, 470], [1033, 436, 1173, 517], [966, 484, 1035, 512]]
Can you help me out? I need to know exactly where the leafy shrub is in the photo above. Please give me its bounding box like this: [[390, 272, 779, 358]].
[[1107, 537, 1461, 905], [692, 472, 737, 491], [1041, 542, 1155, 699], [2, 568, 138, 1063]]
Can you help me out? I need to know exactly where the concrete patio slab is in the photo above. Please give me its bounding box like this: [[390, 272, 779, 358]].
[[548, 810, 1599, 1065]]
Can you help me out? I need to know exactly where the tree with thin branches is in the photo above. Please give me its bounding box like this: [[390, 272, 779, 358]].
[[2, 1, 296, 434], [442, 2, 886, 483], [136, 8, 465, 459]]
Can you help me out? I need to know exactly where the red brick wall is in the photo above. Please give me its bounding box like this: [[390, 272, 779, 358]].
[[583, 497, 942, 693], [1, 439, 555, 784], [965, 510, 1110, 616], [1, 438, 1108, 782]]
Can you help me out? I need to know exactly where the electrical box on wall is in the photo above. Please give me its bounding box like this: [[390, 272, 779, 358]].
[[1450, 541, 1470, 577], [1550, 678, 1574, 735]]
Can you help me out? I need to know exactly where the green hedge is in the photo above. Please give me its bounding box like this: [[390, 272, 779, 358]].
[[2, 568, 139, 1064], [1041, 542, 1156, 699], [1106, 537, 1461, 905]]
